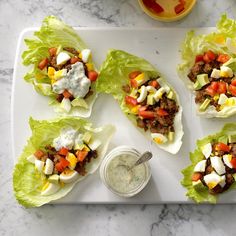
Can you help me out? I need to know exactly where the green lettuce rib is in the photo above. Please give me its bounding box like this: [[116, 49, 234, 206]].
[[13, 117, 115, 207], [181, 123, 236, 203]]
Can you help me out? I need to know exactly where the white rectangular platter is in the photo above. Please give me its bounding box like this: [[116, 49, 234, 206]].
[[12, 27, 236, 204]]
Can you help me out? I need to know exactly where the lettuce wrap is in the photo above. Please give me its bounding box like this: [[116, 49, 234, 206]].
[[13, 117, 115, 207], [96, 49, 183, 154], [22, 16, 98, 117], [182, 123, 236, 203], [178, 14, 236, 118]]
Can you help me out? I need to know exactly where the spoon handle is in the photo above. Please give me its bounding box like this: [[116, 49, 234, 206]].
[[128, 151, 152, 171]]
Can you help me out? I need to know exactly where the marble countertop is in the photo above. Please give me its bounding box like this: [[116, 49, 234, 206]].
[[1, 0, 236, 235]]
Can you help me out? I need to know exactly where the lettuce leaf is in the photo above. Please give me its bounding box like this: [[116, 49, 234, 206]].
[[181, 123, 236, 203], [177, 14, 236, 118], [22, 16, 97, 117], [96, 49, 183, 154], [13, 117, 115, 207]]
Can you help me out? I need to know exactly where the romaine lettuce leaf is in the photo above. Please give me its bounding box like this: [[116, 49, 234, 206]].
[[13, 117, 115, 207], [96, 49, 183, 154], [177, 14, 236, 118], [181, 123, 236, 203], [22, 16, 97, 117]]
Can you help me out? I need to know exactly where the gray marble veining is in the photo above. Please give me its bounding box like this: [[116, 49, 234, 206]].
[[1, 0, 236, 235]]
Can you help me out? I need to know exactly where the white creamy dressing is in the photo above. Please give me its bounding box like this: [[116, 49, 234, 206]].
[[52, 62, 91, 98], [53, 128, 78, 151], [106, 154, 146, 193]]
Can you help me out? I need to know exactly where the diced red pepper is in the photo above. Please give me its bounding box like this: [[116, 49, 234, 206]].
[[215, 142, 231, 152], [88, 70, 98, 82], [229, 84, 236, 96], [217, 81, 227, 94], [231, 79, 236, 86], [174, 3, 185, 14], [195, 55, 204, 63], [206, 86, 216, 97], [38, 58, 49, 70], [62, 90, 73, 99], [156, 108, 169, 116], [203, 50, 216, 63], [129, 71, 142, 80], [130, 78, 138, 88], [149, 80, 159, 88], [191, 172, 202, 181], [76, 150, 88, 162], [217, 54, 230, 63], [138, 110, 155, 119], [125, 95, 138, 106], [142, 0, 164, 14], [70, 56, 80, 64], [138, 106, 148, 112], [230, 158, 236, 169], [58, 147, 69, 156]]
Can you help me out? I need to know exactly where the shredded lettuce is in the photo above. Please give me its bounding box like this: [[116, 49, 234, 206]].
[[22, 16, 97, 117], [13, 117, 115, 207], [177, 14, 236, 118], [96, 49, 183, 154], [181, 123, 236, 203]]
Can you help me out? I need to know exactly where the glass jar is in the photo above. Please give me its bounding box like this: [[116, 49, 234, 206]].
[[99, 146, 151, 197]]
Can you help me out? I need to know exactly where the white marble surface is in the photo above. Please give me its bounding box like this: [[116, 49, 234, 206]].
[[1, 0, 236, 235]]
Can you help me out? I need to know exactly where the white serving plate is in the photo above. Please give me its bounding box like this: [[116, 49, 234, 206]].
[[11, 28, 236, 204]]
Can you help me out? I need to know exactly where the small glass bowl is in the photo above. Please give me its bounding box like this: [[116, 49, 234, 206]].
[[99, 146, 151, 197]]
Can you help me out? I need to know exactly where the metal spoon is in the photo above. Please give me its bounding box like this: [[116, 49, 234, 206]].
[[127, 151, 153, 172]]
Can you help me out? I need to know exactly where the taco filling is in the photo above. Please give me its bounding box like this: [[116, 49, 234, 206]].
[[37, 46, 98, 113], [188, 50, 236, 112], [192, 140, 236, 195], [122, 71, 179, 144], [26, 127, 100, 196]]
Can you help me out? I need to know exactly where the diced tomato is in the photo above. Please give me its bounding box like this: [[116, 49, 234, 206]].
[[70, 56, 80, 64], [195, 55, 204, 63], [191, 172, 202, 181], [142, 0, 164, 14], [48, 47, 57, 57], [215, 142, 231, 152], [138, 110, 155, 119], [217, 54, 230, 63], [230, 158, 236, 169], [211, 81, 219, 91], [130, 78, 138, 88], [149, 80, 159, 88], [125, 95, 138, 106], [156, 108, 169, 116], [229, 84, 236, 96], [203, 50, 216, 63], [34, 150, 45, 158], [76, 150, 88, 162], [231, 79, 236, 86], [55, 157, 70, 172], [205, 86, 216, 97], [38, 58, 48, 70], [217, 81, 227, 94], [88, 70, 98, 82], [174, 3, 185, 14], [129, 71, 141, 80], [62, 90, 73, 99], [58, 147, 69, 156]]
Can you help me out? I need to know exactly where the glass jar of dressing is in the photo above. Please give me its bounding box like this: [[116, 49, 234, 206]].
[[99, 146, 151, 197]]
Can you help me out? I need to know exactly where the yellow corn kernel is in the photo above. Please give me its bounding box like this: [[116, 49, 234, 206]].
[[79, 52, 82, 59], [130, 105, 139, 114], [207, 182, 218, 189], [213, 94, 219, 101], [214, 35, 225, 44], [48, 67, 55, 78], [83, 146, 90, 152]]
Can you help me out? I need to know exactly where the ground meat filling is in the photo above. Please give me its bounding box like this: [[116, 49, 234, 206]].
[[122, 75, 179, 137], [194, 142, 236, 195], [38, 145, 98, 176], [187, 52, 236, 110]]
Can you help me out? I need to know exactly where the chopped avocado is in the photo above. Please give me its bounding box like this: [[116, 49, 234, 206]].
[[197, 74, 210, 87], [83, 132, 92, 144], [147, 94, 155, 105], [71, 98, 88, 109], [168, 132, 175, 142], [193, 80, 202, 90], [167, 91, 175, 100], [199, 98, 211, 112], [228, 135, 236, 143], [56, 45, 63, 55], [218, 136, 228, 144], [192, 180, 207, 192], [48, 174, 59, 184], [74, 143, 85, 150]]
